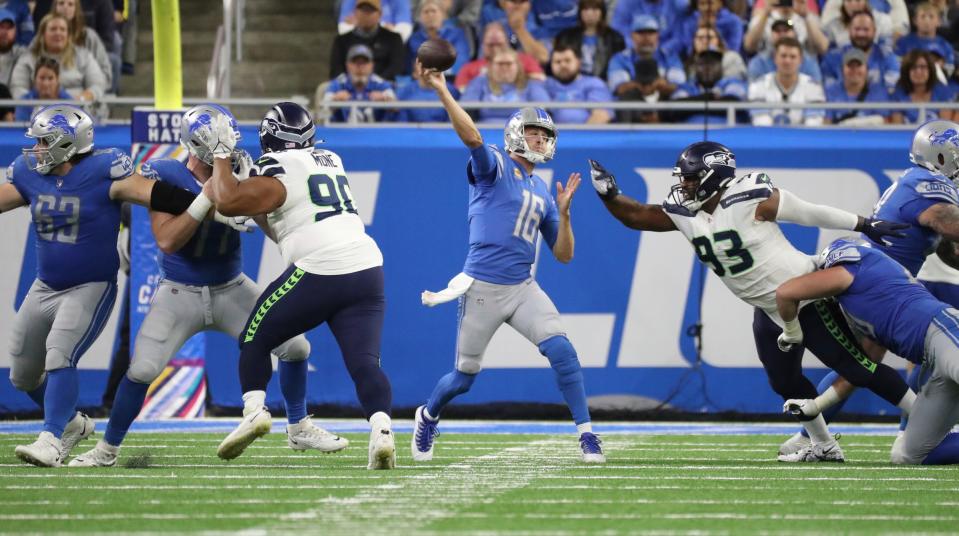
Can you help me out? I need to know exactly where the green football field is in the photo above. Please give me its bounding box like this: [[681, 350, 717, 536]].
[[0, 429, 956, 535]]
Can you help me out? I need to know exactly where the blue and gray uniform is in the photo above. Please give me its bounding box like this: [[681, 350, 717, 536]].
[[7, 148, 131, 392], [821, 239, 959, 464]]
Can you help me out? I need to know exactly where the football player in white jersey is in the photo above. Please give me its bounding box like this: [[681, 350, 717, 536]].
[[205, 102, 396, 469], [590, 141, 915, 461]]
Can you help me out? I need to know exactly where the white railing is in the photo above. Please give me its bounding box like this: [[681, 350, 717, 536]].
[[206, 0, 244, 99]]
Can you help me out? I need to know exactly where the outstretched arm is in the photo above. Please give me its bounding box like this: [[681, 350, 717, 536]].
[[588, 159, 676, 232], [757, 188, 908, 244], [421, 63, 483, 149], [0, 183, 27, 212]]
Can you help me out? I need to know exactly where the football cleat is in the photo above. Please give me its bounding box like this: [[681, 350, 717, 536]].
[[778, 431, 811, 456], [579, 432, 606, 464], [15, 431, 64, 467], [777, 440, 845, 463], [411, 405, 439, 462], [217, 406, 272, 460], [68, 442, 117, 467], [287, 416, 349, 453], [368, 427, 396, 470], [61, 412, 95, 457]]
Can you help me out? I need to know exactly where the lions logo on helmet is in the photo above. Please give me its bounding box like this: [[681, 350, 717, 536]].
[[911, 119, 959, 181], [23, 105, 94, 175]]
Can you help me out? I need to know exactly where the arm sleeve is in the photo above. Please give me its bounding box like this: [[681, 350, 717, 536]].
[[467, 144, 498, 185], [776, 188, 858, 230]]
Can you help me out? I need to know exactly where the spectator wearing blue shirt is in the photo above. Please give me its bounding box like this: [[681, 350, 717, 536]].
[[895, 3, 954, 77], [392, 60, 462, 121], [821, 11, 899, 91], [747, 19, 822, 83], [544, 44, 613, 123], [669, 0, 744, 58], [553, 0, 626, 80], [0, 0, 32, 45], [407, 0, 471, 76], [14, 56, 70, 121], [890, 50, 954, 124], [669, 49, 747, 123], [606, 15, 685, 97], [532, 0, 580, 38], [609, 0, 684, 44], [461, 47, 551, 121], [340, 0, 413, 42], [479, 0, 550, 64], [323, 44, 397, 123], [823, 48, 890, 125]]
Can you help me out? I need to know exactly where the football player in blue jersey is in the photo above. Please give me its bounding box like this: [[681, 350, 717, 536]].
[[413, 66, 605, 464], [781, 119, 959, 456], [68, 105, 348, 467], [0, 105, 235, 467], [589, 142, 914, 461], [777, 238, 959, 465]]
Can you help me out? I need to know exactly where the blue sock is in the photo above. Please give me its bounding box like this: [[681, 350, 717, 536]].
[[922, 433, 959, 465], [103, 377, 150, 447], [539, 336, 590, 425], [42, 368, 79, 438], [279, 360, 308, 425], [426, 370, 476, 418], [800, 371, 844, 439], [27, 376, 47, 409]]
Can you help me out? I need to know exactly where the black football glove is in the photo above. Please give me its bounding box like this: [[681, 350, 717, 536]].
[[588, 159, 620, 199], [857, 217, 909, 246]]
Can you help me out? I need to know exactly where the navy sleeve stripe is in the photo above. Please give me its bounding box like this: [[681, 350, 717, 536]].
[[720, 187, 771, 208], [663, 202, 695, 217], [256, 165, 285, 178]]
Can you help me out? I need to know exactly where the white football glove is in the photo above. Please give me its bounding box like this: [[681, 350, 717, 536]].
[[212, 211, 255, 233], [588, 159, 620, 199], [777, 319, 803, 352], [783, 398, 822, 418], [232, 149, 253, 180], [209, 114, 237, 160]]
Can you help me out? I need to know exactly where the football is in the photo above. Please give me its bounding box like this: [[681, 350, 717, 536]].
[[417, 38, 457, 72]]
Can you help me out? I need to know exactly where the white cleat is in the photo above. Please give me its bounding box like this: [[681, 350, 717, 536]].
[[61, 412, 95, 457], [68, 442, 118, 467], [15, 432, 64, 467], [778, 431, 811, 456], [368, 427, 396, 470], [217, 406, 272, 460], [778, 440, 845, 463], [411, 405, 438, 462], [287, 416, 349, 453]]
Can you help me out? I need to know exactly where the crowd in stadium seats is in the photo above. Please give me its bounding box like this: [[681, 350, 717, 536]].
[[319, 0, 959, 124]]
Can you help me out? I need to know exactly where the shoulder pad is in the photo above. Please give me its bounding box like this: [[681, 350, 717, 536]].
[[720, 173, 773, 208], [253, 154, 285, 178], [914, 179, 959, 205], [100, 148, 134, 180]]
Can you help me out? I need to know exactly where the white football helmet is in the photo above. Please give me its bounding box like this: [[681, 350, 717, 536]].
[[23, 105, 94, 174], [504, 107, 556, 164], [910, 119, 959, 180], [180, 104, 241, 166]]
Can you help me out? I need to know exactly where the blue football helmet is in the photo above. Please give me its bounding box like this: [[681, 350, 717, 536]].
[[23, 105, 94, 174], [670, 141, 737, 212], [180, 104, 240, 166], [259, 101, 315, 153], [910, 119, 959, 181], [504, 107, 556, 164]]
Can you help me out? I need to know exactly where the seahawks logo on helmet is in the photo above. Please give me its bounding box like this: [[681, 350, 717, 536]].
[[703, 151, 734, 168]]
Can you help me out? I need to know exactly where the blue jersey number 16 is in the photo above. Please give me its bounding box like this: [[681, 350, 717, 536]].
[[512, 190, 545, 244]]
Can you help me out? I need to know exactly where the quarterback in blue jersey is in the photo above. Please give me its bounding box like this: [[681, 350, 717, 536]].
[[777, 238, 959, 464], [413, 66, 605, 463], [68, 105, 345, 467], [0, 105, 220, 467], [590, 141, 913, 462], [782, 119, 959, 456]]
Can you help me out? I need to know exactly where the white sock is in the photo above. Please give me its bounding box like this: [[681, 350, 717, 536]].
[[241, 390, 266, 416], [576, 422, 593, 435], [897, 389, 917, 414], [423, 407, 437, 421], [801, 414, 833, 445], [813, 386, 842, 413], [369, 411, 391, 432], [98, 439, 119, 454]]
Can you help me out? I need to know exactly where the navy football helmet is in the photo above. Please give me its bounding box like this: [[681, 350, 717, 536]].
[[259, 101, 315, 153], [670, 141, 737, 212]]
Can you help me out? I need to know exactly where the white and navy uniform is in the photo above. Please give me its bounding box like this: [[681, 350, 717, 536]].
[[663, 173, 909, 405], [6, 149, 130, 390], [127, 158, 309, 386], [452, 144, 564, 374], [238, 148, 391, 419], [820, 239, 959, 464]]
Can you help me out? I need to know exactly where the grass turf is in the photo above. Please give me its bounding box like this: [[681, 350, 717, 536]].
[[0, 431, 956, 535]]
